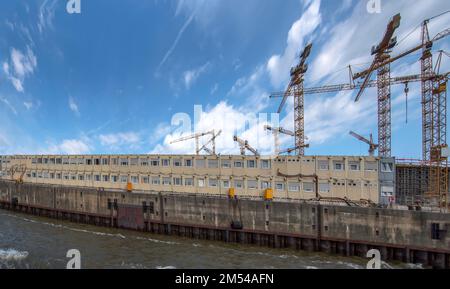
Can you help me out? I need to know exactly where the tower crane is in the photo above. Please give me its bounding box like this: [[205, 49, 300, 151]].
[[264, 125, 308, 155], [198, 130, 222, 155], [351, 13, 450, 209], [271, 43, 312, 156], [352, 18, 449, 160], [170, 130, 220, 155], [349, 131, 379, 157], [233, 135, 259, 156], [352, 13, 401, 157]]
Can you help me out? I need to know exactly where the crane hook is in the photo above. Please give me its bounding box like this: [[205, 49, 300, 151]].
[[404, 82, 409, 124]]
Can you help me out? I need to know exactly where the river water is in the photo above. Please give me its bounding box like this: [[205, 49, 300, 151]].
[[0, 209, 422, 269]]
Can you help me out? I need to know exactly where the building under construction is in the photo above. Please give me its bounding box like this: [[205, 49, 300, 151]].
[[0, 12, 449, 267]]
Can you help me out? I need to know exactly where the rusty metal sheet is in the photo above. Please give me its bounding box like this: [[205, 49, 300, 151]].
[[117, 204, 144, 230]]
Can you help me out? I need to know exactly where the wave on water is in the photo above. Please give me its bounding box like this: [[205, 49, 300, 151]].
[[133, 236, 178, 245], [2, 212, 181, 245], [156, 265, 177, 269], [0, 249, 29, 261]]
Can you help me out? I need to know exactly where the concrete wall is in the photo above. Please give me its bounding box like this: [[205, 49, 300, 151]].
[[0, 180, 448, 255]]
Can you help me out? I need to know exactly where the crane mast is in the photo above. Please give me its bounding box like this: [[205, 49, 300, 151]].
[[233, 136, 259, 156], [264, 125, 297, 155], [170, 130, 221, 155], [349, 131, 379, 156], [273, 43, 312, 156]]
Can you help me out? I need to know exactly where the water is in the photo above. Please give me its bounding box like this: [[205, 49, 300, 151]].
[[0, 209, 420, 269]]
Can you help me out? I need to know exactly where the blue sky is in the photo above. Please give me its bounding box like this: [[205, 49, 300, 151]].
[[0, 0, 449, 158]]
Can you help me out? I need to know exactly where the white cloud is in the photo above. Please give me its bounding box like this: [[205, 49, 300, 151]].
[[99, 132, 141, 149], [157, 12, 195, 72], [0, 97, 18, 115], [266, 0, 321, 88], [5, 20, 15, 31], [2, 47, 37, 92], [48, 139, 91, 155], [69, 96, 80, 116], [210, 83, 218, 94], [152, 101, 276, 155], [37, 0, 58, 34], [183, 62, 210, 89], [23, 102, 33, 110]]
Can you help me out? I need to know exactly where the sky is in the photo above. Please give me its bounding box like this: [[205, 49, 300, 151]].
[[0, 0, 449, 158]]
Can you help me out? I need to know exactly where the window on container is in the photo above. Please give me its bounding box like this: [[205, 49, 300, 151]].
[[162, 177, 171, 185], [173, 159, 182, 167], [288, 182, 300, 192], [111, 158, 118, 166], [222, 180, 230, 188], [131, 176, 138, 184], [173, 177, 182, 186], [198, 178, 205, 187], [78, 175, 84, 181], [151, 159, 160, 166], [140, 159, 149, 166], [70, 158, 78, 165], [151, 177, 160, 185], [209, 178, 218, 187], [261, 160, 270, 169], [221, 160, 231, 168], [208, 159, 218, 168], [431, 223, 441, 240], [276, 182, 284, 191], [247, 160, 256, 168], [94, 175, 101, 182], [365, 161, 377, 171], [120, 175, 128, 183], [142, 176, 149, 184], [120, 158, 129, 166], [56, 158, 62, 164], [32, 172, 36, 178], [44, 172, 49, 178], [111, 175, 118, 183], [319, 183, 331, 193], [161, 159, 170, 167], [184, 178, 194, 186], [196, 159, 206, 168], [49, 158, 55, 164], [78, 158, 85, 165], [349, 161, 360, 171], [333, 161, 344, 171], [63, 158, 70, 165], [184, 159, 192, 167], [261, 181, 271, 189], [102, 175, 109, 182], [43, 158, 48, 164], [85, 174, 91, 181], [32, 158, 37, 164], [318, 160, 329, 170], [101, 158, 109, 165], [303, 182, 315, 193], [247, 179, 258, 189], [93, 158, 100, 165], [70, 174, 76, 180], [381, 162, 393, 173], [85, 159, 92, 165], [63, 174, 69, 180], [130, 158, 138, 166], [56, 173, 61, 179], [234, 180, 243, 189], [50, 173, 55, 179]]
